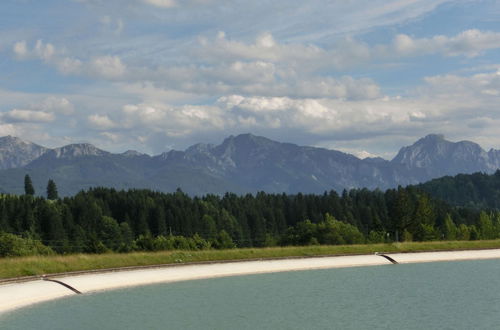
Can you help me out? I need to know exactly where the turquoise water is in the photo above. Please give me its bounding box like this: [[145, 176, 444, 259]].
[[2, 260, 500, 329]]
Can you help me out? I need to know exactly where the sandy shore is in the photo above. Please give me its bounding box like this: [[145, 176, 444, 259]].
[[2, 249, 500, 315]]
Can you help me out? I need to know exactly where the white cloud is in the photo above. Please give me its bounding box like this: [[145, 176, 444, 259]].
[[33, 97, 75, 115], [198, 29, 500, 76], [88, 114, 116, 129], [2, 109, 55, 123], [381, 29, 500, 58], [13, 41, 28, 59], [130, 61, 381, 99], [121, 102, 226, 136], [90, 55, 127, 78], [421, 70, 500, 104], [11, 40, 126, 79], [100, 131, 121, 142], [9, 29, 500, 102], [34, 40, 55, 61], [199, 32, 333, 68], [217, 95, 419, 134], [0, 123, 19, 137], [13, 40, 56, 62], [142, 0, 177, 8], [56, 57, 83, 75]]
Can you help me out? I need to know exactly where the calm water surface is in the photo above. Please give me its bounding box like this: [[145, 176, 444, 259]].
[[2, 259, 500, 329]]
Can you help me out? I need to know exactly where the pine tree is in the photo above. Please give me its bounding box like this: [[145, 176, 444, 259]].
[[46, 179, 58, 200], [24, 174, 35, 196]]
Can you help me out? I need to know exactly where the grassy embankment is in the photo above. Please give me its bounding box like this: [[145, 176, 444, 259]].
[[2, 240, 500, 280]]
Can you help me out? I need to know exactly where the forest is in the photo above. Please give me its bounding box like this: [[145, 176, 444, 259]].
[[418, 170, 500, 209], [2, 172, 500, 257]]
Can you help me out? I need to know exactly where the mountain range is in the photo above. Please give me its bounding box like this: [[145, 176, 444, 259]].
[[0, 133, 499, 196]]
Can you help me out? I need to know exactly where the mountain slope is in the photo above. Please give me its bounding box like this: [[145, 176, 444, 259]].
[[0, 133, 499, 196], [0, 136, 48, 169], [391, 134, 497, 180]]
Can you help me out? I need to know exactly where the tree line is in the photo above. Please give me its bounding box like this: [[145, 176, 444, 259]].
[[1, 175, 500, 256], [418, 170, 500, 210]]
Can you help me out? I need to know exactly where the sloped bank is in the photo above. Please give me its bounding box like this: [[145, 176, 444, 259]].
[[2, 248, 500, 315]]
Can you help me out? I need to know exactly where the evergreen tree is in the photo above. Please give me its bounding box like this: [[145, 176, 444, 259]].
[[46, 179, 58, 200], [24, 174, 35, 196]]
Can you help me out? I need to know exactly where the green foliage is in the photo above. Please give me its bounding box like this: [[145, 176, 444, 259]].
[[46, 179, 58, 200], [135, 234, 213, 252], [456, 224, 471, 241], [367, 231, 386, 243], [478, 212, 496, 240], [442, 214, 457, 240], [0, 232, 53, 257], [213, 230, 236, 249], [0, 183, 499, 257], [418, 170, 500, 210], [24, 174, 35, 196], [282, 214, 364, 246]]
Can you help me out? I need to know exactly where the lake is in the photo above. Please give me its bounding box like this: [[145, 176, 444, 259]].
[[2, 259, 500, 329]]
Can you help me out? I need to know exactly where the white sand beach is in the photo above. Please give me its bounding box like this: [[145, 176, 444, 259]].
[[2, 249, 500, 315]]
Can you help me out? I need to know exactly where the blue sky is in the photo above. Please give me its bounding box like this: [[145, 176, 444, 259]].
[[1, 0, 500, 158]]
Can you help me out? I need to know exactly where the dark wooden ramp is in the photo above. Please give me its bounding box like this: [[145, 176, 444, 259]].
[[376, 253, 399, 264], [43, 277, 82, 294]]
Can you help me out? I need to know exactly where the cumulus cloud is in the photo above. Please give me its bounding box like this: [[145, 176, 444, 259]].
[[411, 70, 500, 124], [86, 66, 500, 155], [33, 97, 75, 115], [88, 114, 116, 129], [2, 109, 55, 123], [34, 40, 55, 61], [90, 56, 127, 78], [199, 29, 500, 73], [9, 29, 500, 101], [0, 97, 73, 128], [12, 41, 28, 59], [13, 39, 55, 61], [217, 95, 424, 134], [2, 68, 499, 157], [142, 0, 176, 8], [380, 29, 500, 58], [130, 61, 381, 100], [198, 32, 351, 70], [56, 57, 83, 75], [11, 40, 126, 79], [121, 102, 225, 136]]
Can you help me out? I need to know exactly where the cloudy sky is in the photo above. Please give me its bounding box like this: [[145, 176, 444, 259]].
[[1, 0, 500, 158]]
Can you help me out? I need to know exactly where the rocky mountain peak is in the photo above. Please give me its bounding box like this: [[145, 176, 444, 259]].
[[391, 134, 496, 180], [420, 133, 445, 142], [121, 150, 145, 157], [185, 143, 214, 155], [0, 135, 24, 145], [0, 136, 48, 169], [392, 134, 451, 167], [0, 133, 499, 196], [52, 143, 109, 159]]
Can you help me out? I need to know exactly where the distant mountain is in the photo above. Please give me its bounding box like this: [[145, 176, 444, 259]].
[[0, 136, 47, 169], [0, 133, 499, 196], [391, 134, 499, 181]]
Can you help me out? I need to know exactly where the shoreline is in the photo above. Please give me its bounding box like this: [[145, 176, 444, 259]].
[[2, 248, 500, 315]]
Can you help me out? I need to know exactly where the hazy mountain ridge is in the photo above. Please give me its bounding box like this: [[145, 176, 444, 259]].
[[0, 136, 48, 169], [0, 133, 499, 196], [391, 134, 500, 180]]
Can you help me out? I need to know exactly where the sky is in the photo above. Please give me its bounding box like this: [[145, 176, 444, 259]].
[[1, 0, 500, 159]]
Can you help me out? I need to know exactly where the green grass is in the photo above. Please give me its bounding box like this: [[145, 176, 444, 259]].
[[2, 240, 500, 280]]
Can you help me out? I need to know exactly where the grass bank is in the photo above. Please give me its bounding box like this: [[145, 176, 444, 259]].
[[2, 240, 500, 280]]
